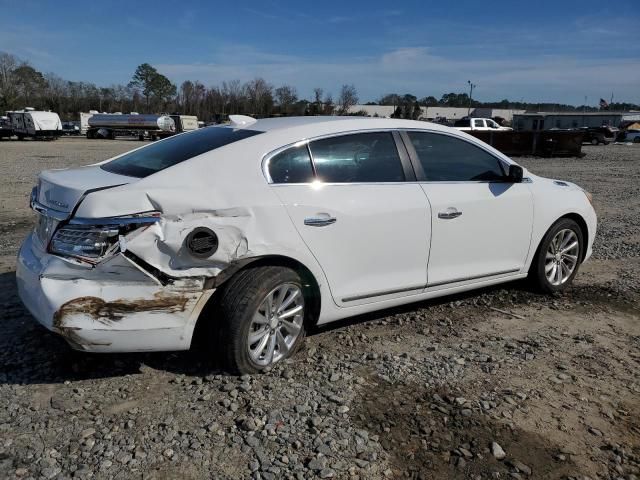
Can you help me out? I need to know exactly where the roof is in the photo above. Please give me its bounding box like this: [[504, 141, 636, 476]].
[[246, 115, 454, 135], [246, 115, 352, 131]]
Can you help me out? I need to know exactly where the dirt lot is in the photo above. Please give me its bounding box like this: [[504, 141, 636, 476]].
[[0, 138, 638, 480]]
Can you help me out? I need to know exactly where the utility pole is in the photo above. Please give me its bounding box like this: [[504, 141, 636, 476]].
[[467, 80, 476, 116]]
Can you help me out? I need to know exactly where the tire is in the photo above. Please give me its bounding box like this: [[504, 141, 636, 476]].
[[214, 266, 309, 374], [591, 138, 598, 145], [634, 137, 640, 144], [529, 218, 584, 294]]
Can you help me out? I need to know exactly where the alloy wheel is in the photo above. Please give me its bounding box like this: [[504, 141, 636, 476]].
[[545, 229, 580, 286], [247, 283, 304, 367]]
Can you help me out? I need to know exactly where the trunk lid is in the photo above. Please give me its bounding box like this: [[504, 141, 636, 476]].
[[37, 165, 135, 218]]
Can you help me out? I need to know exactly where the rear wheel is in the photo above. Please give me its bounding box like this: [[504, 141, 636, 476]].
[[634, 137, 640, 144], [591, 138, 599, 145], [214, 266, 308, 374], [530, 218, 584, 293]]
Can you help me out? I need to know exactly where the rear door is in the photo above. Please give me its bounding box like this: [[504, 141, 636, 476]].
[[268, 131, 431, 306], [403, 130, 533, 287]]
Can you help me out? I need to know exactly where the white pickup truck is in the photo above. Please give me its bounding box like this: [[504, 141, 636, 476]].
[[454, 117, 512, 131]]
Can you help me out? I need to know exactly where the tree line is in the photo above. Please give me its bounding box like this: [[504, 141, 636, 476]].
[[1, 51, 638, 122]]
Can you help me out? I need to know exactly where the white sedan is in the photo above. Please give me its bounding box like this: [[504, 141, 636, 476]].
[[17, 116, 596, 373]]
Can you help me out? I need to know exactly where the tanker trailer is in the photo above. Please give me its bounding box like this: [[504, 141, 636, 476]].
[[86, 114, 176, 140]]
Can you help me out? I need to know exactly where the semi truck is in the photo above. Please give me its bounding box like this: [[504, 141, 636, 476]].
[[8, 108, 62, 139]]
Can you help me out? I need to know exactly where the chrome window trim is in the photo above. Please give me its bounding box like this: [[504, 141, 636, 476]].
[[268, 180, 504, 187], [262, 127, 521, 186], [261, 128, 407, 185]]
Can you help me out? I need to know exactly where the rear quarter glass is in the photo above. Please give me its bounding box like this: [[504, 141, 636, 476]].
[[101, 127, 263, 178]]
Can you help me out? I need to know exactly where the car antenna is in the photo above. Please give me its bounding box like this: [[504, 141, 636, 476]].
[[229, 115, 257, 128]]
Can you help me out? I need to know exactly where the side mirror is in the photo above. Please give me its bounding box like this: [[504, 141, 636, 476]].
[[507, 164, 524, 183]]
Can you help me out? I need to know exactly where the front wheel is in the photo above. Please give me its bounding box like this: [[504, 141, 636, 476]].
[[214, 266, 308, 374], [529, 218, 584, 293]]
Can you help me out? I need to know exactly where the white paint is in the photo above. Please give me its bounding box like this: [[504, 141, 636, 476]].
[[16, 116, 597, 353], [423, 182, 533, 285]]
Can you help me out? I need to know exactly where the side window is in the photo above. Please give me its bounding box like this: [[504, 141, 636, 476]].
[[473, 119, 484, 128], [268, 144, 315, 184], [309, 132, 404, 183], [407, 131, 506, 182]]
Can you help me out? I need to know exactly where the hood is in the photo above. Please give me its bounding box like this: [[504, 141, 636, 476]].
[[37, 165, 136, 217]]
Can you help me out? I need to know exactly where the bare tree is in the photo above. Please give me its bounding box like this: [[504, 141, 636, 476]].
[[323, 92, 334, 116], [244, 77, 273, 116], [275, 85, 298, 115], [0, 52, 18, 110], [337, 84, 358, 115], [310, 87, 324, 115], [222, 79, 244, 115]]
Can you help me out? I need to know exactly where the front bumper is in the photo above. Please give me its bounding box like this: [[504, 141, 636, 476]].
[[16, 233, 212, 352]]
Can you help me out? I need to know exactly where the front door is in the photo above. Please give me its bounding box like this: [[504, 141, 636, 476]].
[[403, 130, 533, 287], [268, 131, 431, 306]]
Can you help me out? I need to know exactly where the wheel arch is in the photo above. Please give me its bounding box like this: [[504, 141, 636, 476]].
[[560, 213, 589, 263], [529, 212, 590, 274], [190, 255, 323, 349]]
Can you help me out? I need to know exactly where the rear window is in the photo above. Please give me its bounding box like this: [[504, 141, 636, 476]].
[[101, 126, 263, 178]]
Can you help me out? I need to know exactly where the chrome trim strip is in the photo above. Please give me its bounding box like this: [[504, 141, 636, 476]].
[[30, 198, 70, 221], [69, 213, 160, 226], [426, 268, 520, 288], [341, 268, 521, 303], [342, 284, 424, 303], [268, 180, 512, 186]]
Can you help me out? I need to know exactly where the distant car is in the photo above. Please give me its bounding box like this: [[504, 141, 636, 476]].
[[618, 129, 640, 143], [454, 117, 512, 131], [581, 126, 618, 145], [0, 116, 12, 139], [61, 122, 80, 136], [17, 115, 596, 373]]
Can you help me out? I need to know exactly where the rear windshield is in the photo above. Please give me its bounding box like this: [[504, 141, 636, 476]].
[[101, 126, 263, 178]]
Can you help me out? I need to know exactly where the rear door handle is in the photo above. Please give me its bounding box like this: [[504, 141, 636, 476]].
[[304, 215, 337, 227], [438, 208, 462, 220]]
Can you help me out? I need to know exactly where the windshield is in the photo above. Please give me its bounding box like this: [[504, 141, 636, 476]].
[[101, 126, 263, 178]]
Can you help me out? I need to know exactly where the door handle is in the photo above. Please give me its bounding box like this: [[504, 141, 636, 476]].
[[304, 215, 337, 227], [438, 208, 462, 220]]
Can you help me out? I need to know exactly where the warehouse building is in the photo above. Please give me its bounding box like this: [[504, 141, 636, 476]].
[[512, 112, 640, 131], [348, 105, 524, 122]]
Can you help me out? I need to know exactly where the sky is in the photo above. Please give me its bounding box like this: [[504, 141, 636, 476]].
[[1, 0, 639, 105]]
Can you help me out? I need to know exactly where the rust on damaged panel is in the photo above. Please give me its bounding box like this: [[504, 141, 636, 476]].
[[53, 292, 192, 328]]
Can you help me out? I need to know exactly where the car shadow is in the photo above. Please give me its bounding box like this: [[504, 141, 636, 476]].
[[0, 270, 542, 385]]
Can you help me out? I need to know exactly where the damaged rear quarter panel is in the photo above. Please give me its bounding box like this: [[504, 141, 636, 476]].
[[71, 134, 332, 319], [74, 146, 329, 286]]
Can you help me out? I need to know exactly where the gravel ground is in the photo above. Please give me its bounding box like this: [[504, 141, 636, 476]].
[[0, 138, 639, 479]]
